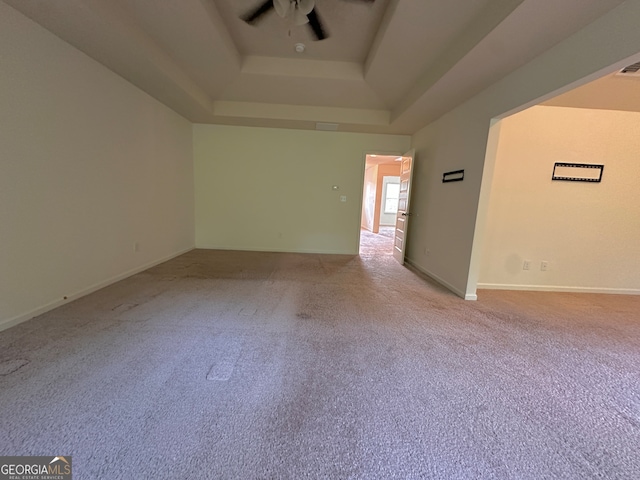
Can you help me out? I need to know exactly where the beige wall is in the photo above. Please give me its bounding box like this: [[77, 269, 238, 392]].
[[407, 1, 640, 299], [0, 4, 195, 330], [408, 112, 489, 298], [3, 0, 639, 321], [479, 105, 640, 294], [194, 125, 409, 254]]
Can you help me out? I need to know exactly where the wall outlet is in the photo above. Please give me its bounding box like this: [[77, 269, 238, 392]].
[[424, 247, 430, 256], [523, 260, 531, 270], [340, 195, 347, 202], [541, 261, 549, 271]]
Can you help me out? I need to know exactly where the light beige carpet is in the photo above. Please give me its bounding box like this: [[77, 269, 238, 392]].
[[1, 246, 639, 479]]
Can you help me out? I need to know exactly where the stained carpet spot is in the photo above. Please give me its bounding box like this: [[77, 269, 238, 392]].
[[0, 359, 29, 376], [296, 312, 312, 320], [207, 338, 243, 381], [238, 307, 257, 316], [112, 303, 138, 313]]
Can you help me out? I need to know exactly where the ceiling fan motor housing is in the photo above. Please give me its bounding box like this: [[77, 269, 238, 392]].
[[274, 0, 315, 25]]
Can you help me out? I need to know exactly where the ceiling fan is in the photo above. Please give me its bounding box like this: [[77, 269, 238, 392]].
[[241, 0, 374, 41]]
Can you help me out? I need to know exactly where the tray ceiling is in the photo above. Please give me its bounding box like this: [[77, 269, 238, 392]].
[[3, 0, 626, 133]]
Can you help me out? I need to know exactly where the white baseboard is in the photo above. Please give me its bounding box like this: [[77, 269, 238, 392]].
[[404, 258, 472, 300], [0, 246, 194, 332], [477, 283, 640, 295], [195, 244, 358, 255]]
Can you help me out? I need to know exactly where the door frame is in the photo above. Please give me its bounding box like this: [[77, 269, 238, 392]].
[[392, 149, 415, 265], [356, 151, 404, 254]]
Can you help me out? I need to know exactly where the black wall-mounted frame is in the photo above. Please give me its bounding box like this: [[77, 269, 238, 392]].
[[552, 163, 604, 183], [443, 169, 464, 183]]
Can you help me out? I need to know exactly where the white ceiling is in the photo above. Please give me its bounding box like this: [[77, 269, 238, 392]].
[[3, 0, 627, 134], [214, 0, 391, 62], [542, 70, 640, 113]]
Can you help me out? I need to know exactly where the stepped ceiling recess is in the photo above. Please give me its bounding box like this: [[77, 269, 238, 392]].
[[4, 0, 626, 133]]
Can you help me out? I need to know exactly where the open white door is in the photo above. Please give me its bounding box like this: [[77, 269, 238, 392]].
[[393, 149, 415, 265]]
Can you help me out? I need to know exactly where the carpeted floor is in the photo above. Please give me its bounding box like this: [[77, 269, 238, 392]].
[[359, 226, 395, 257], [1, 247, 639, 479]]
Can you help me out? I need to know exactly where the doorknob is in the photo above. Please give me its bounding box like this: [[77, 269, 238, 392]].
[[401, 212, 413, 217]]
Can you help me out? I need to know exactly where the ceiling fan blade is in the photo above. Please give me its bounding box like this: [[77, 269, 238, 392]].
[[306, 9, 327, 41], [241, 0, 275, 25], [274, 0, 291, 18]]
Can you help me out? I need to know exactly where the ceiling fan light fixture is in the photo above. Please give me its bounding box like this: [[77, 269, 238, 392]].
[[294, 9, 310, 25], [297, 0, 315, 15], [274, 0, 315, 21], [274, 0, 292, 18], [240, 0, 338, 41]]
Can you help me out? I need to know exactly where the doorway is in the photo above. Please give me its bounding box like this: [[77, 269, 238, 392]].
[[359, 154, 402, 256], [473, 55, 640, 296]]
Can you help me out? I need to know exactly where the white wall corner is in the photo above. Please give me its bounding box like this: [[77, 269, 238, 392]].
[[405, 258, 467, 299], [465, 117, 503, 298]]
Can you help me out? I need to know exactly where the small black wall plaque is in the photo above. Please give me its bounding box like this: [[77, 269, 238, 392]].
[[443, 169, 464, 183], [552, 163, 604, 182]]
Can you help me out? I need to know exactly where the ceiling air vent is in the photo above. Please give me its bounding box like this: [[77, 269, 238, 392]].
[[316, 122, 339, 131], [616, 61, 640, 78]]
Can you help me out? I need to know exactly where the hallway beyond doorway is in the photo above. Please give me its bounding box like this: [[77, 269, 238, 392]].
[[360, 226, 394, 256]]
